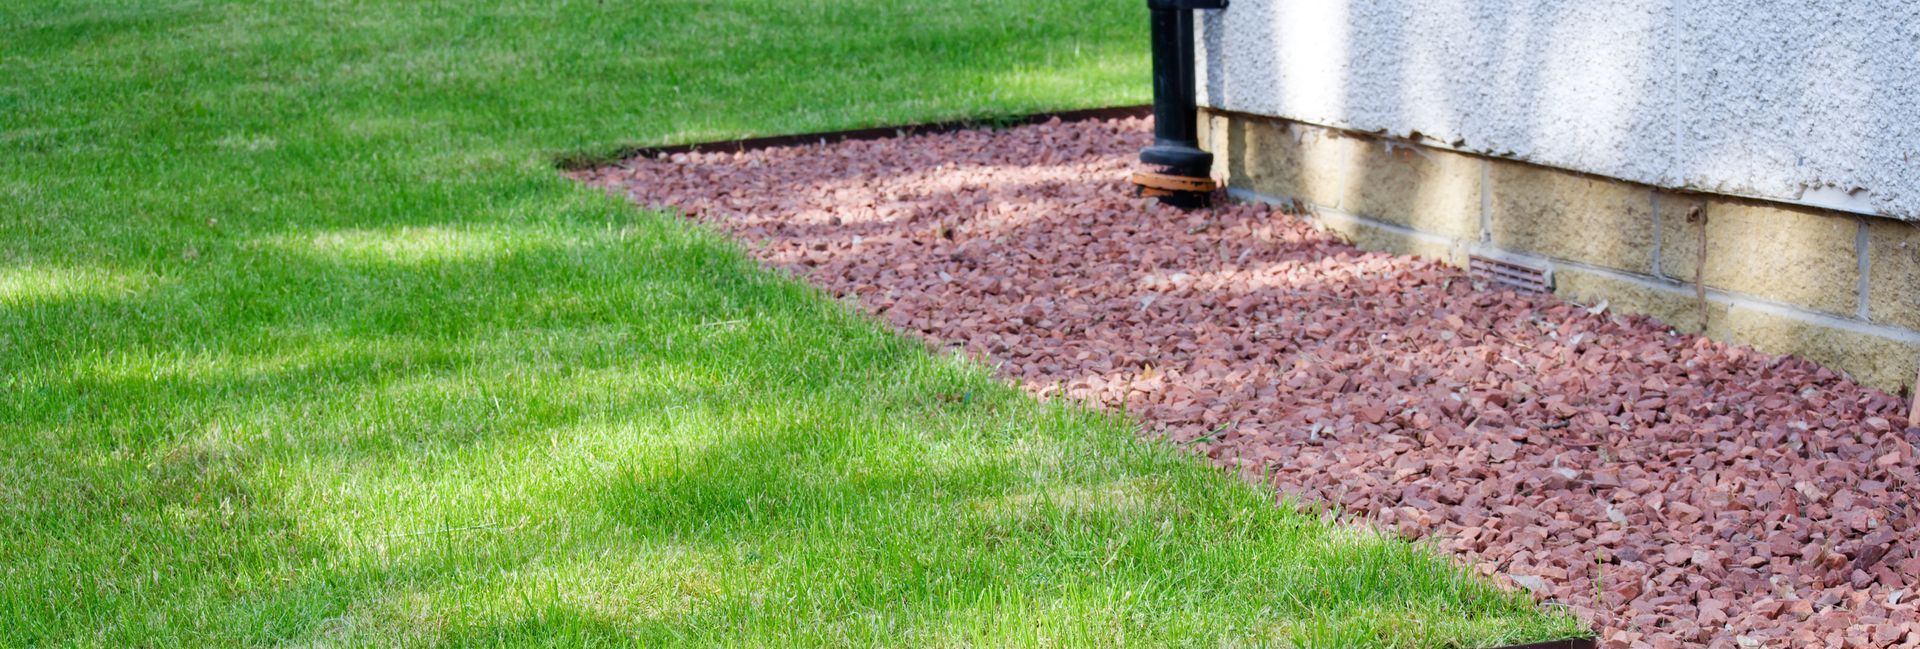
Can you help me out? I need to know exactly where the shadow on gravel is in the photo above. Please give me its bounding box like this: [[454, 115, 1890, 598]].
[[577, 116, 1920, 646]]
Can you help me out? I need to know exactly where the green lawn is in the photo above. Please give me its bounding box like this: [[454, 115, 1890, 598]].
[[0, 0, 1582, 646]]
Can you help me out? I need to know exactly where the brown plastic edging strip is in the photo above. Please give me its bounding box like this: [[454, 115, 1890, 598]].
[[563, 105, 1152, 169], [1487, 638, 1597, 649]]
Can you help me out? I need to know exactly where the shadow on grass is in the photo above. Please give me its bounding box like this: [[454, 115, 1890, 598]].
[[0, 200, 940, 643]]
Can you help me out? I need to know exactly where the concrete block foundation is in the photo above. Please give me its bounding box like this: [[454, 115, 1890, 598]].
[[1201, 109, 1920, 395]]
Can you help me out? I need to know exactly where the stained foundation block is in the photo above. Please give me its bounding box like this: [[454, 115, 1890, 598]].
[[1656, 194, 1862, 317]]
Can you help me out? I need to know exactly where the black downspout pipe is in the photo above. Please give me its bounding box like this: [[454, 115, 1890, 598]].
[[1133, 0, 1227, 210]]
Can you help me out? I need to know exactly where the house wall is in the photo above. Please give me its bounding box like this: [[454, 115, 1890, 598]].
[[1194, 0, 1920, 221], [1192, 1, 1920, 394]]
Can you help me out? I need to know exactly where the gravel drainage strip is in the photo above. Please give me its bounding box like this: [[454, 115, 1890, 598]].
[[575, 116, 1919, 649]]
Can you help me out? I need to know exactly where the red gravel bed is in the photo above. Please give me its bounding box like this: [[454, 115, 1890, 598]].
[[576, 117, 1920, 649]]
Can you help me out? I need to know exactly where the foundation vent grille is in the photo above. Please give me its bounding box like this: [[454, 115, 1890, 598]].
[[1469, 255, 1553, 293]]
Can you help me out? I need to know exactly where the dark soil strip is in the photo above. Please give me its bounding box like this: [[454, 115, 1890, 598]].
[[1495, 639, 1598, 649], [556, 105, 1150, 170]]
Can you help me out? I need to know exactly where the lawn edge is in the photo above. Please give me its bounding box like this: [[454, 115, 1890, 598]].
[[570, 108, 1606, 647], [552, 105, 1153, 170]]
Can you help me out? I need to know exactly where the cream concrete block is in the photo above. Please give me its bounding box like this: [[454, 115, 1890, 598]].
[[1214, 113, 1481, 243], [1489, 160, 1655, 274], [1313, 215, 1465, 268], [1335, 139, 1483, 241], [1553, 267, 1728, 337], [1867, 218, 1920, 330], [1723, 303, 1920, 395]]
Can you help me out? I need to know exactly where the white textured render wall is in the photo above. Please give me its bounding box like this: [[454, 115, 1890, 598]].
[[1195, 1, 1920, 221]]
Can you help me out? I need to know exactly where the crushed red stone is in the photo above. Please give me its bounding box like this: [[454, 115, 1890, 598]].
[[576, 117, 1920, 649]]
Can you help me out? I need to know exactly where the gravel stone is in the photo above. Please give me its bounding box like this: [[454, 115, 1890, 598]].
[[577, 117, 1920, 648]]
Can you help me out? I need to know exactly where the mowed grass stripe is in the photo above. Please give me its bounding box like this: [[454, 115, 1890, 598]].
[[0, 0, 1582, 645]]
